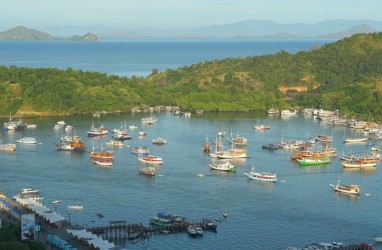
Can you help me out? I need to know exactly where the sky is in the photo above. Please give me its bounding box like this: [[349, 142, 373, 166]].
[[1, 0, 381, 30]]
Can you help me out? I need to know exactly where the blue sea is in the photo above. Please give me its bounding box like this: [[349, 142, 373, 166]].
[[0, 39, 333, 77], [1, 40, 379, 250]]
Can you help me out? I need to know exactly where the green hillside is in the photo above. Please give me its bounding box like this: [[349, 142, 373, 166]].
[[1, 32, 382, 120]]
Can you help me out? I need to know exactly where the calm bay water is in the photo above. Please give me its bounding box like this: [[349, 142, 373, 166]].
[[0, 40, 333, 77], [0, 112, 381, 249]]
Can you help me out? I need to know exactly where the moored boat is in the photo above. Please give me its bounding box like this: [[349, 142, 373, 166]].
[[208, 161, 236, 172], [138, 155, 163, 164], [139, 166, 156, 176], [341, 159, 377, 168], [16, 137, 37, 144], [343, 137, 368, 143], [152, 137, 167, 145], [216, 148, 247, 159], [315, 135, 333, 143], [131, 147, 150, 155], [254, 124, 270, 130], [87, 124, 108, 137], [330, 179, 361, 195], [267, 108, 279, 115], [56, 136, 86, 151], [297, 157, 330, 166], [243, 166, 277, 182], [93, 158, 113, 167], [20, 188, 40, 195], [105, 140, 124, 147]]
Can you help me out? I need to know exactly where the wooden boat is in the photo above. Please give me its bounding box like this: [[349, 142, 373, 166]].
[[202, 138, 211, 153], [139, 166, 156, 176], [330, 179, 360, 195], [243, 166, 277, 182], [297, 157, 330, 166], [131, 147, 150, 155], [208, 161, 236, 172], [56, 136, 86, 151], [89, 150, 114, 160], [216, 148, 247, 159], [341, 159, 377, 168], [138, 155, 163, 165], [152, 137, 167, 145], [16, 137, 37, 144], [315, 135, 333, 143]]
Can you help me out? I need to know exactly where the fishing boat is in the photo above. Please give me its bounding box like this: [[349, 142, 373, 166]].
[[330, 179, 361, 195], [208, 160, 236, 172], [152, 137, 167, 145], [139, 166, 156, 176], [297, 157, 330, 166], [243, 166, 277, 182], [16, 137, 37, 144], [138, 155, 163, 164], [341, 159, 377, 168], [131, 147, 150, 155]]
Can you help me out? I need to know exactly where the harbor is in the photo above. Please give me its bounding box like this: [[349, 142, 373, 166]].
[[1, 111, 381, 249]]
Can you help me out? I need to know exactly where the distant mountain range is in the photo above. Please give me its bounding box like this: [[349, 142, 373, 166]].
[[1, 20, 381, 41], [0, 26, 98, 41]]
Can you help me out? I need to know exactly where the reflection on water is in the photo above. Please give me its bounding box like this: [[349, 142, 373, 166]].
[[332, 191, 360, 202]]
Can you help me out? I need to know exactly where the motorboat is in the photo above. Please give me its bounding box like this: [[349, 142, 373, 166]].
[[87, 124, 108, 137], [243, 166, 277, 182], [187, 225, 203, 237], [16, 137, 37, 144]]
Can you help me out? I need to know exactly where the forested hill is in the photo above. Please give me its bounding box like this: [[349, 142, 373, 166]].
[[1, 32, 382, 120]]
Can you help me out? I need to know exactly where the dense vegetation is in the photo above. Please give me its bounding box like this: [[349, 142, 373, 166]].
[[0, 223, 46, 250], [1, 32, 382, 120]]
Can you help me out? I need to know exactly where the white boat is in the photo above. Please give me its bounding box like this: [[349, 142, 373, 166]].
[[187, 225, 203, 237], [138, 155, 163, 164], [131, 147, 150, 155], [52, 200, 61, 205], [254, 124, 270, 130], [20, 188, 40, 195], [141, 116, 158, 124], [281, 109, 297, 116], [93, 158, 113, 167], [267, 108, 279, 114], [343, 137, 368, 143], [152, 137, 167, 145], [129, 125, 138, 129], [374, 236, 382, 243], [57, 121, 66, 125], [105, 140, 124, 147], [16, 137, 37, 144], [315, 135, 333, 143], [330, 179, 361, 195], [68, 205, 83, 211], [243, 166, 277, 182], [65, 125, 73, 131], [209, 161, 236, 172], [27, 124, 37, 129]]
